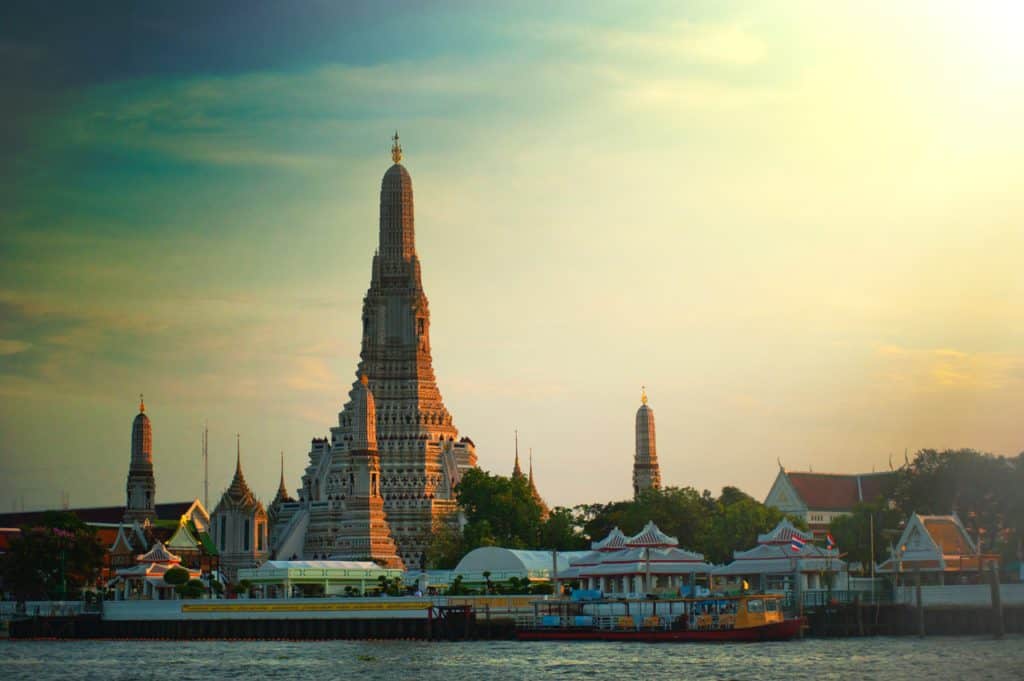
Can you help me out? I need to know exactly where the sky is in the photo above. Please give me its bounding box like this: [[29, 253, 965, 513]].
[[2, 1, 1023, 513]]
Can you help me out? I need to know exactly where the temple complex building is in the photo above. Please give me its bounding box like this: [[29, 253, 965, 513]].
[[0, 398, 213, 581], [764, 466, 896, 539], [272, 135, 477, 567], [633, 388, 662, 499], [210, 437, 269, 581], [124, 396, 157, 523]]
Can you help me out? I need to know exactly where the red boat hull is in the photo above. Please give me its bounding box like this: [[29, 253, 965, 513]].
[[517, 618, 803, 643]]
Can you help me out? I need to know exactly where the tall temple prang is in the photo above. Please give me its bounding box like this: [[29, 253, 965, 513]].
[[633, 387, 661, 499], [331, 375, 403, 568], [124, 395, 157, 523], [271, 135, 477, 567]]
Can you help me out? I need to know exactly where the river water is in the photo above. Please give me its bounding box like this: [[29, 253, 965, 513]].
[[2, 636, 1022, 680]]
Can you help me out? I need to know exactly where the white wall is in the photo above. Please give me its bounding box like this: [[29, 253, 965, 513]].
[[895, 584, 1024, 607]]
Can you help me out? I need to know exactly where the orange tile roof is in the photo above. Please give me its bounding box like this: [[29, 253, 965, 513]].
[[923, 517, 973, 555], [786, 472, 896, 511]]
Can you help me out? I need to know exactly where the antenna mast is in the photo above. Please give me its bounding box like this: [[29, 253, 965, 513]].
[[202, 421, 209, 510]]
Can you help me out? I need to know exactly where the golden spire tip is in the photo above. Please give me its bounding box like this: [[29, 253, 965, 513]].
[[391, 131, 403, 164]]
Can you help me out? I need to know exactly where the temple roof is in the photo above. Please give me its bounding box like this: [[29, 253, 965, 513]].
[[570, 546, 710, 578], [136, 541, 181, 564], [217, 438, 263, 513], [757, 518, 813, 545], [626, 521, 679, 548], [783, 471, 896, 511], [592, 527, 628, 552], [272, 452, 295, 505], [0, 500, 200, 528]]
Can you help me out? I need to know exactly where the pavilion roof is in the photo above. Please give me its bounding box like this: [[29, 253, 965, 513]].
[[757, 519, 813, 546], [136, 541, 181, 564], [591, 527, 627, 552], [625, 521, 679, 548], [575, 546, 710, 577]]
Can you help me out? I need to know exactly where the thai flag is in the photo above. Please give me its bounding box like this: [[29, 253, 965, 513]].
[[790, 535, 806, 552], [826, 533, 836, 551]]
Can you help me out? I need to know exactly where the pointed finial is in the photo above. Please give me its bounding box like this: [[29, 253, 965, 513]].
[[512, 429, 523, 478], [139, 393, 145, 413], [391, 131, 402, 164], [641, 385, 647, 406], [235, 433, 241, 470], [529, 447, 534, 481]]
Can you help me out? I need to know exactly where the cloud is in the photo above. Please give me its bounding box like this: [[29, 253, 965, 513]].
[[49, 59, 519, 172], [0, 339, 30, 355], [534, 20, 767, 66], [874, 344, 1024, 392]]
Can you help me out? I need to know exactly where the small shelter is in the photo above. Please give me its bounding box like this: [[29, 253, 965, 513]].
[[237, 560, 404, 597], [112, 541, 200, 600], [568, 522, 713, 596], [712, 519, 844, 593], [876, 513, 999, 585]]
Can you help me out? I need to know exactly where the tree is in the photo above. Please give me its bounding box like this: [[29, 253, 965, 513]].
[[456, 469, 545, 550], [0, 511, 104, 600], [424, 519, 464, 569], [893, 449, 1021, 554], [163, 566, 190, 586], [538, 507, 588, 551], [702, 490, 789, 564], [580, 486, 799, 564], [176, 579, 205, 599], [828, 502, 904, 573]]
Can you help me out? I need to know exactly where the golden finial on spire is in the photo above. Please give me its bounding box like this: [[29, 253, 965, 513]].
[[139, 393, 145, 413], [360, 373, 370, 386], [641, 385, 648, 406], [391, 131, 402, 164]]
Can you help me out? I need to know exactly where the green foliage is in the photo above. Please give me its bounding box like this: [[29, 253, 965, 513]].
[[426, 470, 588, 567], [456, 468, 544, 549], [891, 449, 1023, 553], [827, 449, 1024, 570], [424, 520, 464, 569], [175, 579, 206, 599], [0, 511, 104, 599], [162, 566, 191, 586], [576, 486, 795, 564], [828, 502, 904, 572], [446, 575, 469, 595], [538, 507, 588, 551], [209, 579, 224, 594]]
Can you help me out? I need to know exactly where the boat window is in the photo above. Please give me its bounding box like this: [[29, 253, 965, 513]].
[[746, 599, 764, 613], [766, 599, 779, 612]]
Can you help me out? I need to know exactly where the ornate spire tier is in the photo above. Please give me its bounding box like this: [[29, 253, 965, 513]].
[[633, 386, 661, 499], [289, 136, 478, 566], [124, 395, 156, 523], [331, 376, 403, 569]]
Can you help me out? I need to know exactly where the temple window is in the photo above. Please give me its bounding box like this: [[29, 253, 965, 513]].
[[243, 518, 251, 552]]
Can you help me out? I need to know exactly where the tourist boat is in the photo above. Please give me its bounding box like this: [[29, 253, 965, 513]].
[[516, 593, 803, 642]]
